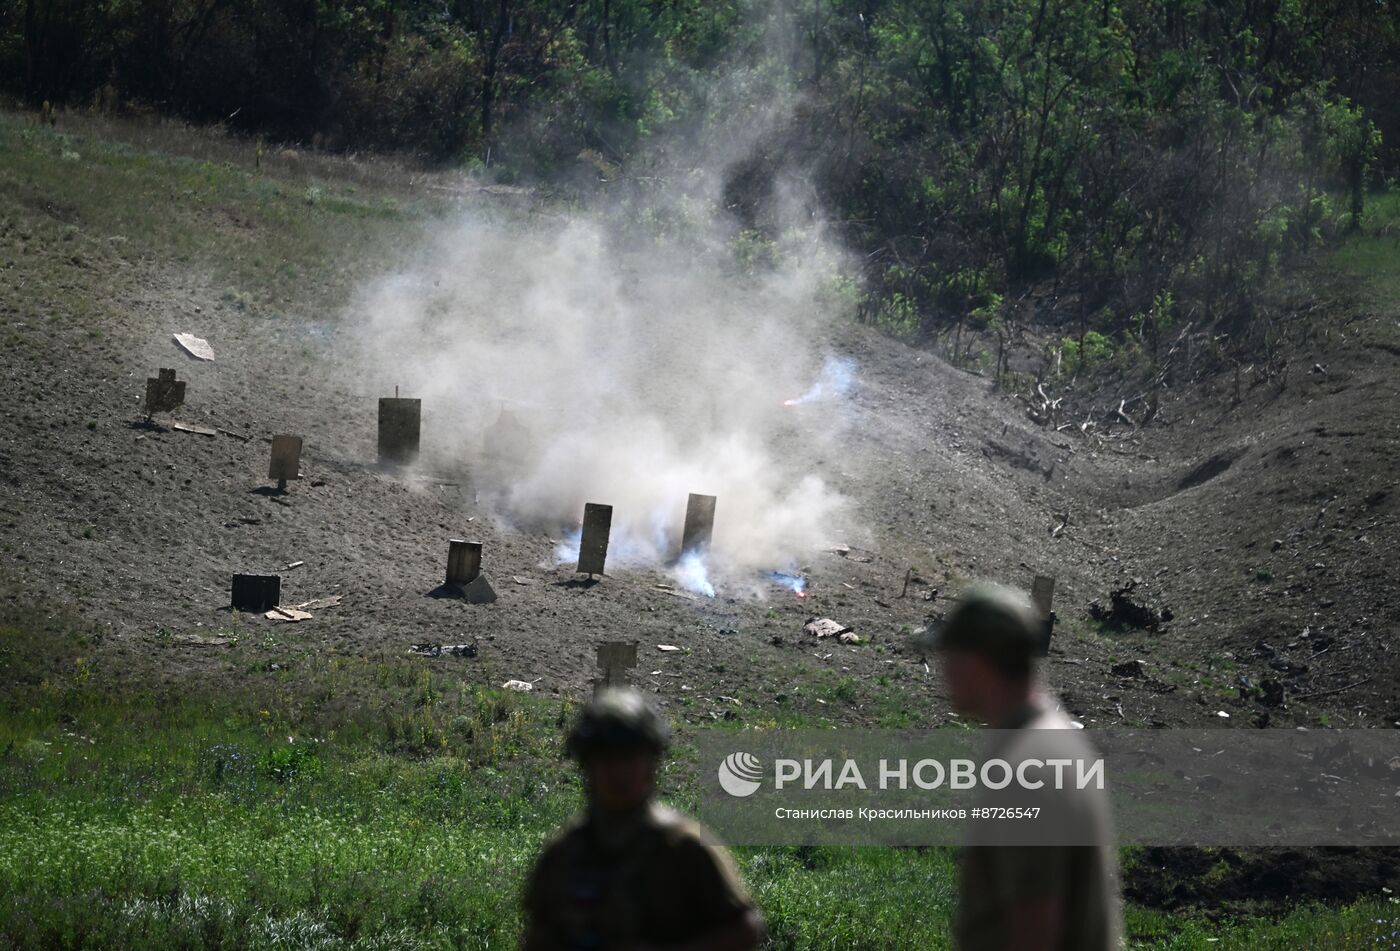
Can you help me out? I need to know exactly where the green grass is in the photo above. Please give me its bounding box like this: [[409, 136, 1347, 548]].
[[0, 111, 431, 320], [3, 616, 1399, 949], [1327, 187, 1400, 316], [2, 113, 1399, 949]]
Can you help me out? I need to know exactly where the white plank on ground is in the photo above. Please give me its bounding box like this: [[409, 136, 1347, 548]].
[[173, 332, 215, 361]]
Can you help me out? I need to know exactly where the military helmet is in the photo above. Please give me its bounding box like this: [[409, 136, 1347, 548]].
[[927, 583, 1045, 674], [566, 688, 671, 760]]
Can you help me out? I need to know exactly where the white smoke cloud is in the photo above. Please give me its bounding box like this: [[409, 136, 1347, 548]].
[[339, 19, 861, 590]]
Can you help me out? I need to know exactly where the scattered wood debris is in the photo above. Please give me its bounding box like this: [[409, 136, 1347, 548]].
[[1026, 382, 1064, 428], [172, 633, 231, 646], [173, 332, 215, 361], [502, 679, 535, 692], [1293, 675, 1375, 702], [171, 421, 217, 436], [263, 595, 343, 622], [297, 596, 342, 611], [265, 606, 312, 622]]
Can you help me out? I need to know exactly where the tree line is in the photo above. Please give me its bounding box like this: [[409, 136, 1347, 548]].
[[5, 0, 1397, 372]]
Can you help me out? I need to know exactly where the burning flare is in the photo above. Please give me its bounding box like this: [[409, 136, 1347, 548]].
[[769, 569, 808, 598]]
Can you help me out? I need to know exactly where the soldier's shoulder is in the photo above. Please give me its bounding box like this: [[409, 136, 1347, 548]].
[[534, 815, 591, 863], [647, 803, 723, 849]]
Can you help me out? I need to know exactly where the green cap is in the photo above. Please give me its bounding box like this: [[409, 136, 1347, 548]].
[[566, 688, 671, 760], [926, 584, 1044, 673]]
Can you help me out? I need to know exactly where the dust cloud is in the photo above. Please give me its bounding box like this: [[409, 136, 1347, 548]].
[[341, 20, 861, 595]]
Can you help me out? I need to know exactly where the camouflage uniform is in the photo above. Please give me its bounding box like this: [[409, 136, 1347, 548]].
[[522, 689, 757, 950], [524, 801, 755, 949]]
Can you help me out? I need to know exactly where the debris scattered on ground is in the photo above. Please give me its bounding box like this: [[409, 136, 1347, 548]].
[[501, 679, 534, 692], [172, 633, 231, 645], [805, 617, 852, 639], [173, 332, 215, 361], [1111, 659, 1148, 678], [171, 421, 217, 436], [827, 543, 852, 556], [838, 631, 864, 645], [265, 606, 313, 622], [657, 644, 683, 652], [1088, 579, 1173, 631], [217, 426, 251, 442], [263, 595, 343, 621], [410, 643, 478, 658], [299, 596, 342, 611], [286, 561, 304, 570], [512, 575, 535, 585]]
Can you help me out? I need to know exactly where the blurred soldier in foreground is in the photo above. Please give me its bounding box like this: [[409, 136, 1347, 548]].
[[929, 584, 1122, 951], [522, 688, 763, 951]]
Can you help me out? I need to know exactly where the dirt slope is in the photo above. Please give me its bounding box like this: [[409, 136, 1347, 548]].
[[1, 114, 1396, 735]]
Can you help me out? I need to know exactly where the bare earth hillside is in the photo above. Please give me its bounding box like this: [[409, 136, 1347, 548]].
[[1, 113, 1397, 739]]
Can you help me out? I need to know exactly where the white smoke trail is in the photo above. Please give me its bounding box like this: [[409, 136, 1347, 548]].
[[676, 552, 717, 598]]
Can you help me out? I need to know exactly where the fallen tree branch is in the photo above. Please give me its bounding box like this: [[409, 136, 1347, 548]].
[[1291, 676, 1375, 702]]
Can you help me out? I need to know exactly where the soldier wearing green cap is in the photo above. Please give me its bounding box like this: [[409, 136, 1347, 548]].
[[521, 687, 763, 951], [928, 584, 1121, 951]]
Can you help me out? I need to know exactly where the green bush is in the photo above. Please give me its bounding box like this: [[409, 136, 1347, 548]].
[[1061, 330, 1115, 377]]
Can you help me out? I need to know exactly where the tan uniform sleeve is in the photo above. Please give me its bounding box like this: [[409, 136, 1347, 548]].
[[988, 845, 1072, 902]]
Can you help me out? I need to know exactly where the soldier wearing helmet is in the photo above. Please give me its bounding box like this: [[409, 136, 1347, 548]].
[[927, 584, 1121, 951], [521, 688, 763, 951]]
